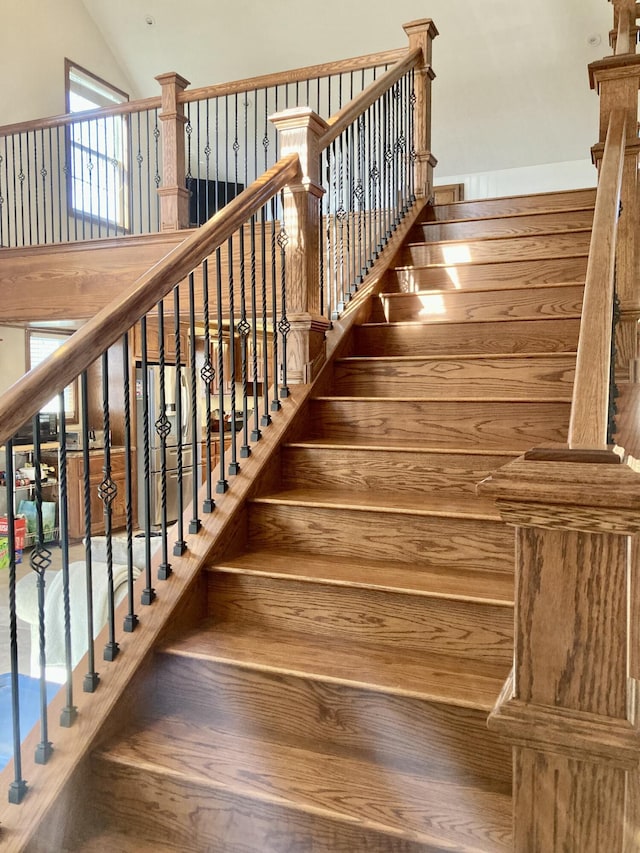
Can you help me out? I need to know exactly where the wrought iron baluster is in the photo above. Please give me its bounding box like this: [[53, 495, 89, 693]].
[[188, 271, 201, 533], [57, 400, 77, 726], [5, 439, 28, 803], [80, 372, 99, 692], [145, 111, 152, 233], [30, 130, 39, 245], [227, 236, 240, 475], [173, 285, 187, 556], [270, 201, 281, 412], [409, 69, 416, 203], [259, 206, 271, 428], [215, 249, 229, 493], [155, 302, 172, 578], [100, 352, 119, 662], [204, 100, 211, 220], [249, 215, 262, 442], [136, 112, 144, 236], [31, 416, 53, 765], [139, 316, 156, 606], [200, 259, 215, 513], [121, 332, 138, 632], [238, 225, 251, 458]]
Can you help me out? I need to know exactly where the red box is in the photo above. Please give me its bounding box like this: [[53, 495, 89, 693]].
[[0, 516, 27, 550]]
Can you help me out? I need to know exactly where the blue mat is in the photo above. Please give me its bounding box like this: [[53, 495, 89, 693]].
[[0, 673, 60, 769]]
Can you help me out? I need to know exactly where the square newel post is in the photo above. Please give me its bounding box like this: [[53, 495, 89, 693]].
[[270, 107, 331, 384], [403, 19, 438, 200], [156, 72, 191, 231], [479, 452, 640, 852], [589, 55, 640, 378]]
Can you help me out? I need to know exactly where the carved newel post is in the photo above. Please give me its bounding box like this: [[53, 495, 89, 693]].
[[479, 452, 640, 852], [156, 72, 190, 231], [402, 19, 438, 200], [270, 107, 331, 384]]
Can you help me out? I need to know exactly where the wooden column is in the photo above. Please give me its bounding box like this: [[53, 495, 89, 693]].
[[479, 453, 640, 852], [589, 55, 640, 379], [269, 107, 331, 384], [156, 72, 190, 231], [402, 19, 438, 200]]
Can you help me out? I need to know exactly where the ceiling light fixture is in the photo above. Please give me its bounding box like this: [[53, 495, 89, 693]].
[[587, 34, 601, 47], [145, 15, 156, 27]]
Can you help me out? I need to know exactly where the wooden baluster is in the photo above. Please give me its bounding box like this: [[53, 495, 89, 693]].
[[156, 72, 190, 231], [402, 19, 438, 201], [269, 107, 331, 384], [479, 452, 640, 852]]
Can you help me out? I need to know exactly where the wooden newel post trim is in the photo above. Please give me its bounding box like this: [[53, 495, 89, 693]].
[[402, 19, 438, 200], [156, 72, 190, 231], [270, 107, 331, 384], [479, 454, 640, 852]]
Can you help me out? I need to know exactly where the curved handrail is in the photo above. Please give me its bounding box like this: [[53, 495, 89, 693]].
[[568, 108, 626, 449], [0, 153, 300, 447], [318, 47, 422, 149]]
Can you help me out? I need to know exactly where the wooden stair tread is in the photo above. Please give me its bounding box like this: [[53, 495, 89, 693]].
[[380, 281, 584, 298], [163, 622, 509, 709], [337, 351, 577, 362], [313, 394, 573, 403], [358, 316, 581, 329], [413, 225, 592, 247], [68, 832, 178, 853], [212, 549, 514, 605], [421, 204, 594, 227], [252, 487, 503, 520], [96, 714, 512, 851]]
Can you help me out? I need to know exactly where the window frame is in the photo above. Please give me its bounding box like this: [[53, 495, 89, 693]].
[[26, 328, 79, 425], [64, 59, 130, 231]]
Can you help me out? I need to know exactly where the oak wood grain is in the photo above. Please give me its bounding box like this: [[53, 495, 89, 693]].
[[424, 188, 596, 222], [354, 317, 581, 356], [333, 353, 577, 399], [386, 256, 588, 292], [380, 283, 583, 324], [414, 208, 594, 242]]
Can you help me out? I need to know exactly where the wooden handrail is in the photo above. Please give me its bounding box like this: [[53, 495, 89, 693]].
[[568, 109, 626, 450], [0, 48, 407, 139], [318, 47, 422, 149], [615, 0, 636, 53], [0, 153, 300, 447], [179, 48, 407, 104], [0, 96, 163, 138]]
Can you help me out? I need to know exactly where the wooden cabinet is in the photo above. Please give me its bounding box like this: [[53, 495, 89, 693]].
[[132, 317, 189, 364], [65, 448, 132, 540]]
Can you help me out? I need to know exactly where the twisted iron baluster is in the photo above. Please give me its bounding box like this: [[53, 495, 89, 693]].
[[249, 215, 262, 442], [173, 286, 187, 555], [259, 205, 271, 427], [100, 352, 119, 662], [140, 316, 156, 605], [80, 372, 99, 691], [31, 416, 53, 765], [156, 303, 172, 578], [58, 398, 77, 726], [215, 249, 229, 493], [122, 332, 138, 632], [188, 271, 201, 533], [238, 225, 251, 458], [227, 236, 240, 475], [6, 438, 28, 802]]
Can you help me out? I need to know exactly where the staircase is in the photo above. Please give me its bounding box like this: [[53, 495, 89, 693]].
[[66, 187, 593, 852]]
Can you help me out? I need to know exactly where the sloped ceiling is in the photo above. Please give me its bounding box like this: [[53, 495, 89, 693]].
[[80, 0, 613, 175]]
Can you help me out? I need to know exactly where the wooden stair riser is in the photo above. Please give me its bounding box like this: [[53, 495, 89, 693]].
[[155, 653, 513, 786], [281, 445, 517, 496], [397, 231, 591, 267], [247, 503, 514, 572], [384, 257, 588, 293], [87, 758, 435, 853], [378, 284, 583, 324], [353, 318, 580, 356], [307, 398, 571, 449], [332, 355, 577, 399], [425, 189, 596, 221], [205, 572, 513, 664], [413, 208, 594, 243]]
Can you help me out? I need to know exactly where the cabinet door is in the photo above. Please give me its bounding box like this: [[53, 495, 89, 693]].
[[133, 318, 188, 364]]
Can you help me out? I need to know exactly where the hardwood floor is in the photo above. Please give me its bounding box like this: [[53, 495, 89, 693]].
[[68, 187, 588, 852]]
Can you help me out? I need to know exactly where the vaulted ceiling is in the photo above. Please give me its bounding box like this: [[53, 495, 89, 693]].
[[80, 1, 612, 175]]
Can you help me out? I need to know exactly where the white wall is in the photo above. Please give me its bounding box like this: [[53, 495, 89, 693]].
[[0, 327, 26, 395], [1, 0, 136, 125], [436, 158, 597, 201]]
